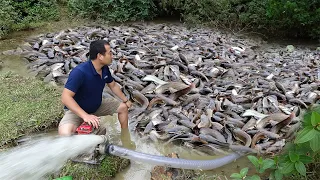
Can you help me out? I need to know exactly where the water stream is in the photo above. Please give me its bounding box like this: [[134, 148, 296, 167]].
[[0, 135, 105, 180]]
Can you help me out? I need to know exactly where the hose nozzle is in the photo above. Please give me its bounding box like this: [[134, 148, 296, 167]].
[[96, 135, 111, 155], [99, 135, 108, 144]]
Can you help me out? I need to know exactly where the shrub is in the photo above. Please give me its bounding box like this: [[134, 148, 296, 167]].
[[265, 0, 320, 38], [68, 0, 156, 22], [157, 0, 320, 38], [0, 0, 17, 37], [158, 0, 231, 25], [0, 0, 59, 38]]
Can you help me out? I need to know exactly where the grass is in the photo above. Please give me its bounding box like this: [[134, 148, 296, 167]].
[[0, 71, 63, 147], [49, 156, 130, 180]]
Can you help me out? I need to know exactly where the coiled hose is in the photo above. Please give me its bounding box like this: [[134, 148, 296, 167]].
[[101, 144, 243, 170]]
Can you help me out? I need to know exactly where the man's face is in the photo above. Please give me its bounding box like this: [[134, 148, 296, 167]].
[[100, 45, 112, 65]]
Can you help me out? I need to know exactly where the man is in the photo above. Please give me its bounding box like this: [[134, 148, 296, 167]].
[[58, 40, 132, 136]]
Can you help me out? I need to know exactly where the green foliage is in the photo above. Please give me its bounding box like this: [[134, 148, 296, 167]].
[[295, 110, 320, 151], [266, 0, 320, 37], [0, 0, 59, 38], [159, 0, 231, 25], [230, 167, 261, 180], [68, 0, 156, 22], [53, 176, 73, 180], [0, 0, 17, 37], [2, 0, 319, 38], [230, 167, 247, 179], [49, 156, 130, 180], [157, 0, 320, 38], [235, 106, 320, 180], [246, 151, 308, 179], [247, 155, 275, 174]]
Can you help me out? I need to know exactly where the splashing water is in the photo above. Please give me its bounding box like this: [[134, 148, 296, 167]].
[[0, 135, 105, 180]]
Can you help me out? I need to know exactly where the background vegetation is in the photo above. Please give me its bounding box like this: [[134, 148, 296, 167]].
[[67, 0, 156, 22], [1, 0, 319, 39], [158, 0, 320, 38], [0, 0, 59, 38]]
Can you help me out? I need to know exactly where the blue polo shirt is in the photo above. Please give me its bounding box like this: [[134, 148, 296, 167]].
[[64, 60, 114, 113]]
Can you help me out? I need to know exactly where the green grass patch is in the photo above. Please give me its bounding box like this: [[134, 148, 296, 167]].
[[50, 156, 130, 180], [0, 71, 63, 146]]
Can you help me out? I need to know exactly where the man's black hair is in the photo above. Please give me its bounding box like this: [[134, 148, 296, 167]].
[[89, 40, 110, 60]]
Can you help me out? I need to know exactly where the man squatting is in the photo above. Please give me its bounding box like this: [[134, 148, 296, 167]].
[[58, 39, 132, 136]]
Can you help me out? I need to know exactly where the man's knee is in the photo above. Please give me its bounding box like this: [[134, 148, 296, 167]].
[[117, 103, 128, 114], [58, 124, 77, 136]]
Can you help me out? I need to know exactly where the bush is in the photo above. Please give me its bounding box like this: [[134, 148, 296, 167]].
[[158, 0, 231, 25], [157, 0, 320, 39], [0, 0, 17, 37], [68, 0, 156, 22], [265, 0, 320, 38], [0, 0, 59, 38]]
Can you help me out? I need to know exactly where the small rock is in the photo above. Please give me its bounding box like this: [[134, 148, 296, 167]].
[[46, 33, 55, 38], [2, 49, 15, 55], [48, 81, 58, 87], [21, 42, 33, 51], [47, 49, 55, 59], [43, 73, 53, 83], [15, 47, 23, 54], [171, 45, 179, 51], [286, 45, 295, 53], [33, 42, 40, 50]]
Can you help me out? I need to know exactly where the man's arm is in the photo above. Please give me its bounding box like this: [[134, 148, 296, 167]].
[[107, 81, 132, 108], [107, 81, 128, 102], [61, 88, 87, 118], [61, 88, 100, 128]]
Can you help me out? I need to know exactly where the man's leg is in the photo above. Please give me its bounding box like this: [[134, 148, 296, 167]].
[[120, 127, 136, 150], [117, 103, 129, 129], [94, 98, 135, 149], [58, 110, 83, 136], [94, 98, 128, 128]]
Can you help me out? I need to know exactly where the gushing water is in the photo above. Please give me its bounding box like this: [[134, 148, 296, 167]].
[[0, 135, 105, 180]]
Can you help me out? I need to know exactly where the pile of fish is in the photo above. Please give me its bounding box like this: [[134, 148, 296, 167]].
[[3, 23, 320, 155]]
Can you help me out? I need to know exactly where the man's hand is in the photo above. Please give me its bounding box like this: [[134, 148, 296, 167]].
[[82, 114, 100, 129], [125, 100, 132, 109]]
